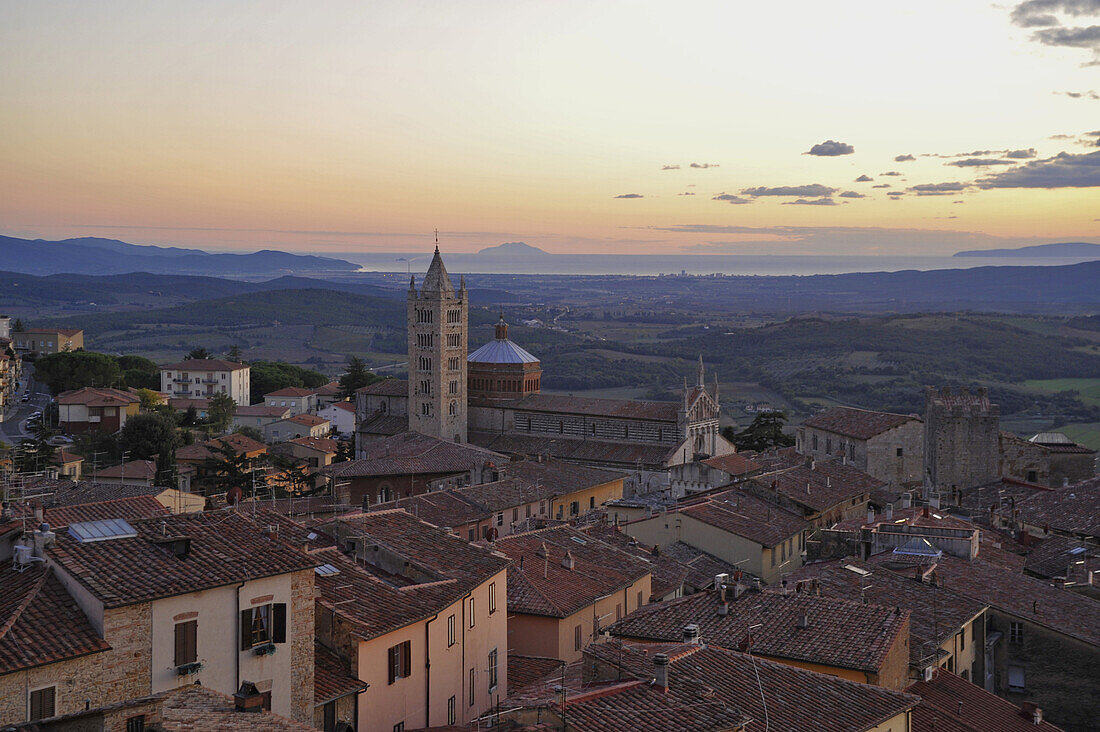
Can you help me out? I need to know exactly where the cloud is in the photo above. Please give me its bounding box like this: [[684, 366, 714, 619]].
[[661, 164, 681, 170], [909, 182, 970, 195], [782, 197, 838, 205], [614, 193, 645, 199], [953, 200, 966, 204], [678, 192, 696, 196], [1032, 24, 1100, 49], [1011, 0, 1100, 28], [1050, 133, 1077, 139], [855, 174, 874, 182], [712, 193, 751, 204], [887, 191, 906, 197], [1056, 90, 1100, 99], [872, 183, 892, 188], [976, 149, 1100, 188], [690, 163, 719, 169], [947, 158, 1018, 167], [880, 171, 902, 176], [741, 184, 837, 197], [1004, 148, 1039, 159], [805, 140, 855, 156], [894, 154, 916, 162], [838, 191, 866, 198]]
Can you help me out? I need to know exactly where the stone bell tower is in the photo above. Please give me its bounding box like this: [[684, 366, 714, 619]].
[[407, 241, 468, 442]]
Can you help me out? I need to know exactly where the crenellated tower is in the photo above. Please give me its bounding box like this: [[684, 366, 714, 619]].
[[407, 244, 468, 442]]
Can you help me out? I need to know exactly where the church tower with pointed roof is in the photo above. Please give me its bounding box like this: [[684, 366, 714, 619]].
[[407, 242, 468, 442]]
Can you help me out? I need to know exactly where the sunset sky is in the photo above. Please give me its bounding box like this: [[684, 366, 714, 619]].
[[1, 1, 1098, 256]]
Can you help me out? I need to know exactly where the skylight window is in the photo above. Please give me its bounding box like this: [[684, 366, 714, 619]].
[[68, 518, 138, 543], [570, 536, 588, 545], [1068, 546, 1086, 555], [843, 564, 871, 577], [315, 563, 340, 576]]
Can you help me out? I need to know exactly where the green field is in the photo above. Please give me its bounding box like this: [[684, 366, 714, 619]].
[[1024, 378, 1100, 408]]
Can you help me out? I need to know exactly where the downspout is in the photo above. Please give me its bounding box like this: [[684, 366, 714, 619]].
[[424, 612, 438, 728], [460, 591, 471, 722], [235, 579, 247, 691]]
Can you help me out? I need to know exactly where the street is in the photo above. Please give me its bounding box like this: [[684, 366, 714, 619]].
[[1, 364, 53, 444]]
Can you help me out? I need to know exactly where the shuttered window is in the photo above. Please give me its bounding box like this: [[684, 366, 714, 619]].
[[174, 620, 198, 666], [240, 603, 287, 649], [387, 640, 412, 684], [29, 687, 55, 721]]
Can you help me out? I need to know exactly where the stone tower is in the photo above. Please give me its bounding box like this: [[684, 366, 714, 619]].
[[407, 246, 468, 443], [923, 386, 1000, 501]]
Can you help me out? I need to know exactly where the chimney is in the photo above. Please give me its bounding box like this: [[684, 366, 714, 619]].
[[867, 507, 875, 524], [32, 523, 55, 559], [752, 578, 762, 592], [901, 493, 912, 509], [561, 550, 575, 570], [796, 613, 809, 629], [682, 624, 701, 644], [718, 600, 729, 617], [653, 653, 669, 693], [714, 573, 729, 588], [1020, 702, 1043, 725], [233, 681, 264, 713], [33, 502, 44, 524], [826, 476, 831, 489], [885, 503, 894, 520], [732, 583, 746, 600]]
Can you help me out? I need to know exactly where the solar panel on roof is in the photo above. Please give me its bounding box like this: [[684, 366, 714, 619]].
[[68, 518, 138, 543], [315, 563, 340, 576]]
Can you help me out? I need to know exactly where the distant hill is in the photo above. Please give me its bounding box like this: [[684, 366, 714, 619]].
[[954, 242, 1100, 258], [0, 235, 360, 275], [476, 241, 551, 256]]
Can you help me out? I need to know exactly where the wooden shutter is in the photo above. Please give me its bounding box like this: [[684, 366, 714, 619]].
[[175, 620, 197, 665], [272, 603, 287, 643], [240, 609, 252, 650], [387, 646, 397, 684], [30, 687, 55, 720]]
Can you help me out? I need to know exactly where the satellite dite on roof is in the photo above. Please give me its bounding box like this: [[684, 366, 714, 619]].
[[68, 518, 138, 543]]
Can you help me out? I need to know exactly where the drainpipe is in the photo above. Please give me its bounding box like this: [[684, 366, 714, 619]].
[[235, 579, 247, 691], [460, 591, 471, 722], [424, 612, 438, 728]]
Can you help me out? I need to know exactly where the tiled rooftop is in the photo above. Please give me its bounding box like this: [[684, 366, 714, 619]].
[[674, 488, 807, 548], [287, 436, 339, 453], [356, 378, 408, 397], [748, 451, 884, 512], [469, 431, 679, 468], [610, 587, 909, 673], [908, 668, 1063, 732], [282, 414, 329, 427], [802, 406, 920, 440], [0, 561, 110, 675], [786, 557, 987, 668], [264, 386, 316, 398], [159, 358, 249, 372], [496, 525, 652, 618], [330, 432, 504, 478], [314, 642, 368, 705], [1024, 534, 1100, 579], [17, 477, 168, 507], [356, 412, 409, 437], [95, 459, 158, 481], [700, 452, 763, 476], [509, 393, 681, 422], [579, 525, 691, 600], [498, 458, 625, 495], [1003, 477, 1100, 538], [176, 433, 268, 461], [56, 386, 140, 407], [48, 510, 319, 608], [576, 641, 919, 732]]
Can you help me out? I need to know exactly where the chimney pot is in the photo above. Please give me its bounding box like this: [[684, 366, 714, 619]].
[[718, 601, 729, 617], [233, 681, 264, 713], [683, 624, 701, 644], [885, 503, 893, 520], [653, 653, 670, 692], [796, 613, 809, 629]]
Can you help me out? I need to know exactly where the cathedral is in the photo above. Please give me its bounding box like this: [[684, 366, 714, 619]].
[[358, 248, 734, 492]]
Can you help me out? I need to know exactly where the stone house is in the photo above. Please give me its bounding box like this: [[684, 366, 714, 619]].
[[1000, 431, 1096, 490], [8, 511, 317, 726], [747, 449, 883, 529], [669, 451, 763, 497], [13, 328, 83, 356], [494, 525, 653, 662], [315, 510, 510, 732], [924, 386, 1001, 499], [797, 406, 923, 486], [354, 379, 410, 450], [265, 414, 330, 443], [263, 387, 318, 417], [231, 404, 291, 433]]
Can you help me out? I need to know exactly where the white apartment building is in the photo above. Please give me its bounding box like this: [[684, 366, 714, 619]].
[[159, 358, 251, 405]]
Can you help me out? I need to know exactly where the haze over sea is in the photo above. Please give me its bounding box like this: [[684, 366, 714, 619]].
[[332, 252, 1100, 277]]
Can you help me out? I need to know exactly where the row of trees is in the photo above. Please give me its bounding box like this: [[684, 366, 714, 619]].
[[34, 351, 160, 395]]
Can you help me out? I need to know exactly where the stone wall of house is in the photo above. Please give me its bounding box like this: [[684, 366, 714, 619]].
[[1000, 434, 1051, 487], [870, 614, 912, 691], [313, 694, 358, 731], [0, 653, 109, 726], [866, 422, 924, 486], [290, 569, 316, 724], [924, 387, 1000, 495], [101, 603, 155, 705]]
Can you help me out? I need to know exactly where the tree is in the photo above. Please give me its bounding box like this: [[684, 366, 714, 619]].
[[187, 347, 212, 360], [34, 351, 122, 395], [249, 361, 328, 404], [335, 439, 355, 463], [118, 412, 182, 461], [155, 443, 178, 488], [118, 355, 160, 390], [729, 411, 795, 452], [338, 356, 377, 398], [233, 425, 264, 442], [203, 441, 260, 498], [206, 392, 236, 434], [12, 319, 24, 332], [226, 344, 244, 363], [135, 388, 164, 411]]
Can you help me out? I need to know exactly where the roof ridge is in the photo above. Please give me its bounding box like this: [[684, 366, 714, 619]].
[[0, 567, 52, 643], [511, 566, 566, 616]]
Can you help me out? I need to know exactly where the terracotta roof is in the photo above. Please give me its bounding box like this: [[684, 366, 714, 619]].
[[264, 386, 316, 398], [1005, 478, 1100, 538], [834, 505, 980, 533], [673, 488, 807, 548], [281, 414, 328, 427], [51, 449, 84, 464], [40, 495, 169, 528], [314, 642, 368, 705], [168, 397, 210, 411], [908, 669, 1063, 732], [314, 381, 342, 396], [700, 452, 763, 476], [577, 525, 692, 600], [314, 510, 509, 640], [802, 406, 920, 440], [786, 557, 987, 668], [22, 328, 83, 337], [368, 489, 489, 529], [56, 386, 140, 407], [928, 388, 992, 411], [329, 432, 503, 478], [508, 393, 681, 422], [48, 510, 319, 608], [357, 412, 409, 436], [328, 401, 355, 413], [611, 588, 909, 673], [0, 562, 111, 675], [874, 553, 1100, 648], [1025, 535, 1100, 579], [498, 459, 625, 494], [18, 477, 168, 507], [234, 405, 291, 418], [576, 641, 919, 732], [470, 431, 680, 469], [748, 452, 884, 513], [507, 655, 565, 698], [659, 541, 747, 591], [95, 459, 158, 481], [287, 436, 339, 454], [495, 525, 652, 618], [176, 433, 268, 461], [356, 379, 408, 397], [159, 358, 249, 372]]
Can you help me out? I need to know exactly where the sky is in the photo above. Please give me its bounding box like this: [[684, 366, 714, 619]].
[[1, 0, 1098, 256]]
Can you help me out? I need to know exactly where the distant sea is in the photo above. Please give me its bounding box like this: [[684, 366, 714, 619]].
[[328, 252, 1100, 277]]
